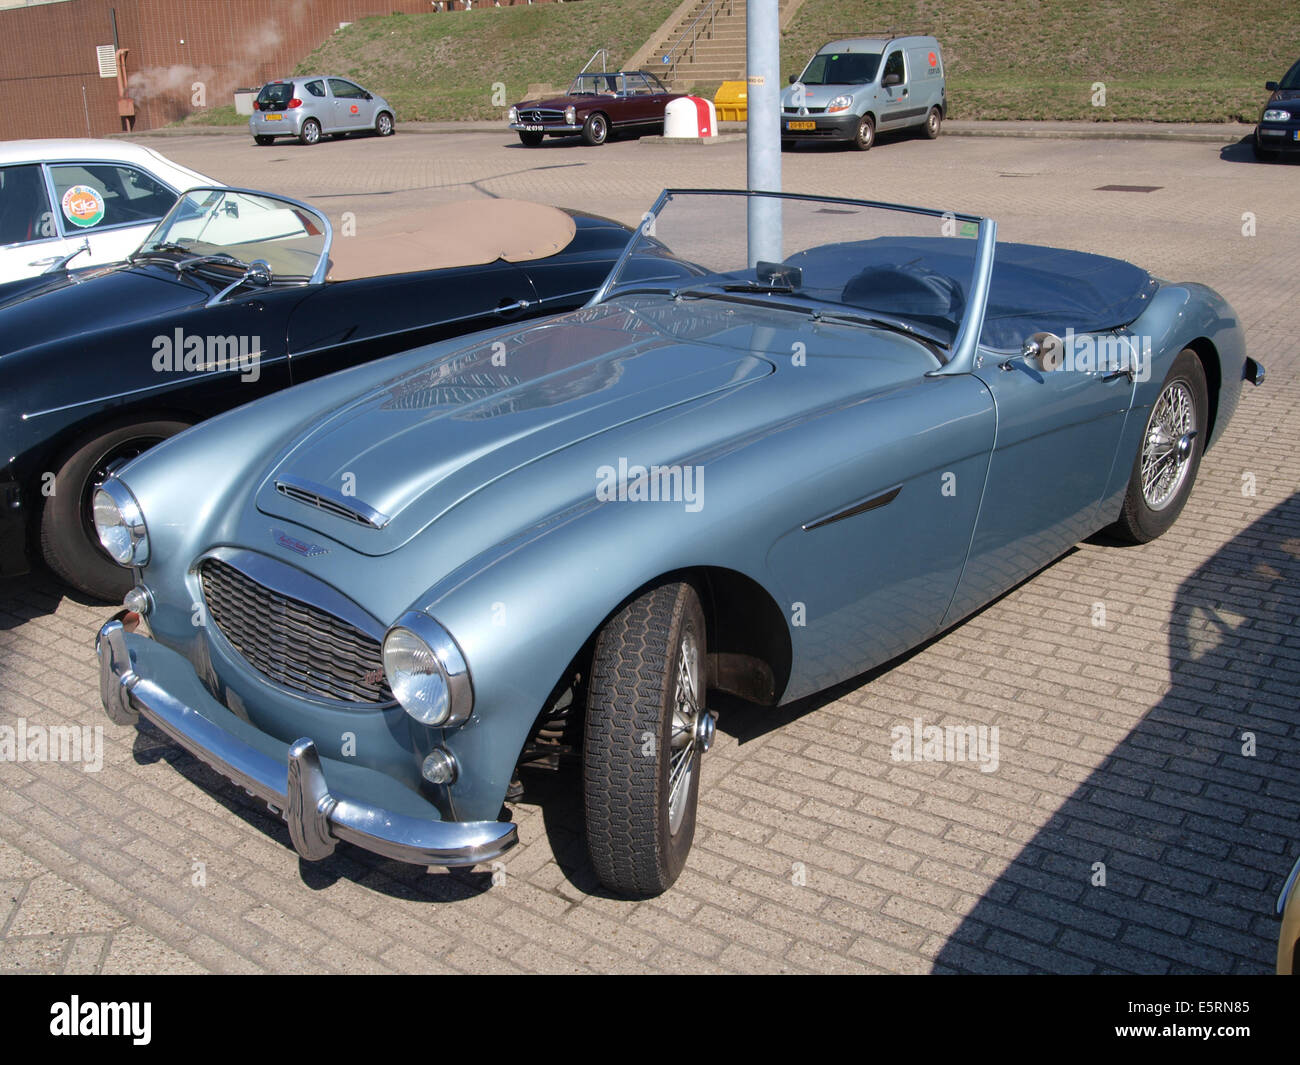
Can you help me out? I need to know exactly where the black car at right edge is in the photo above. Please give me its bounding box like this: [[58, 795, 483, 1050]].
[[1254, 57, 1300, 160]]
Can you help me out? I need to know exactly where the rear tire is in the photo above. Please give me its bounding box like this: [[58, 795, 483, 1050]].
[[852, 114, 875, 151], [584, 581, 713, 897], [1110, 349, 1208, 543], [40, 420, 190, 601], [299, 119, 322, 146], [518, 130, 544, 147]]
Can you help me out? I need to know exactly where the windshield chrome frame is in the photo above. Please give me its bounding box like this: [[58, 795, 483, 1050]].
[[590, 188, 996, 376], [137, 185, 334, 288]]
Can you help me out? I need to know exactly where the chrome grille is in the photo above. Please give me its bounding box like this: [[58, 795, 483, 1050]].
[[199, 558, 393, 705], [524, 109, 564, 123]]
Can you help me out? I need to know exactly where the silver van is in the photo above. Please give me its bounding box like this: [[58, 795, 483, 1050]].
[[250, 76, 396, 146], [781, 35, 945, 150]]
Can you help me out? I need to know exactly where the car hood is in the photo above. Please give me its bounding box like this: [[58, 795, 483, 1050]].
[[254, 300, 781, 554], [515, 94, 596, 112], [0, 263, 202, 356]]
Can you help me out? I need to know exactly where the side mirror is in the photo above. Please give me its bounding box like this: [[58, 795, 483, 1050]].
[[788, 74, 798, 84], [364, 92, 373, 100], [245, 260, 273, 287], [1266, 81, 1278, 91], [882, 73, 902, 88], [1022, 331, 1065, 371]]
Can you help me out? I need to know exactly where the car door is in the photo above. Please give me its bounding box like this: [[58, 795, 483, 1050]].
[[45, 162, 179, 270], [285, 260, 539, 384], [942, 337, 1136, 625], [329, 78, 371, 131], [0, 163, 71, 282], [877, 48, 912, 129]]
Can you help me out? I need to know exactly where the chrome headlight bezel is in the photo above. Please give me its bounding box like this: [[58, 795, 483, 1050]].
[[564, 105, 577, 124], [382, 611, 473, 727], [92, 479, 149, 568], [1262, 108, 1292, 123]]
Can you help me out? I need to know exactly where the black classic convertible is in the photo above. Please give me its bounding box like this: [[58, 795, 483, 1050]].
[[0, 187, 632, 599]]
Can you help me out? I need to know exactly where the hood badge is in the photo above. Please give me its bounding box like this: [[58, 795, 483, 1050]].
[[272, 528, 329, 558]]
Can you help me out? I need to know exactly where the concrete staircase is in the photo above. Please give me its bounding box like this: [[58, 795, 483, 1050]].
[[629, 0, 806, 89]]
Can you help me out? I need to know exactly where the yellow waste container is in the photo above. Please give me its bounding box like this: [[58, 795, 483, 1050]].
[[714, 81, 747, 122]]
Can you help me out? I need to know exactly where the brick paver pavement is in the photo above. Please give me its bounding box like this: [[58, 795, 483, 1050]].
[[1, 126, 1295, 973]]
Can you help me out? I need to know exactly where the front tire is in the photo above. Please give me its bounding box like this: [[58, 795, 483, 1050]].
[[1110, 349, 1208, 543], [375, 111, 394, 136], [584, 582, 714, 897], [581, 112, 609, 146], [1252, 140, 1276, 162], [518, 130, 544, 147], [852, 113, 875, 151], [299, 118, 322, 146], [39, 420, 190, 601], [923, 106, 942, 139]]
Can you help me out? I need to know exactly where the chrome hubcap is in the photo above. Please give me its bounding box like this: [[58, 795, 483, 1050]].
[[668, 627, 711, 835], [1141, 380, 1196, 511]]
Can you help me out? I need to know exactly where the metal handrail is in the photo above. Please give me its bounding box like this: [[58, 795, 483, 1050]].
[[661, 0, 735, 78], [579, 48, 610, 75]]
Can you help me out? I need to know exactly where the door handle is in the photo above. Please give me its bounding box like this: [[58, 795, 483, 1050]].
[[1101, 368, 1134, 383]]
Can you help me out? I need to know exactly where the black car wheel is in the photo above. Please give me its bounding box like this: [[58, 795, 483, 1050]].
[[852, 114, 875, 151], [299, 119, 322, 146], [40, 420, 190, 601], [1252, 140, 1277, 162], [518, 130, 545, 147], [781, 139, 796, 152], [581, 113, 609, 146], [584, 581, 715, 896], [1111, 349, 1208, 544], [376, 111, 394, 136], [924, 106, 942, 139], [254, 135, 275, 146]]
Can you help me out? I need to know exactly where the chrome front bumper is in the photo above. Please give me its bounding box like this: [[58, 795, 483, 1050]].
[[96, 618, 517, 867]]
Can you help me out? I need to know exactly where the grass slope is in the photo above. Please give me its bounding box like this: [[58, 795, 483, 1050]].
[[297, 0, 681, 122], [781, 0, 1296, 122]]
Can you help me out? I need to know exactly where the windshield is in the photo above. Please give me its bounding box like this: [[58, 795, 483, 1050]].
[[136, 188, 329, 282], [568, 73, 622, 95], [601, 190, 988, 353], [798, 51, 881, 86], [1281, 58, 1300, 91]]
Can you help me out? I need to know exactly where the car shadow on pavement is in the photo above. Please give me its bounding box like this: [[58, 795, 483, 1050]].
[[932, 493, 1300, 973], [0, 571, 106, 634], [1218, 134, 1299, 164]]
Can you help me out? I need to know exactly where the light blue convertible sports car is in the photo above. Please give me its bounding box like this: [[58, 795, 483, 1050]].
[[93, 190, 1263, 896]]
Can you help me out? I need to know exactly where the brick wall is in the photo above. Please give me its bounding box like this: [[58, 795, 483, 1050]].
[[0, 0, 571, 139]]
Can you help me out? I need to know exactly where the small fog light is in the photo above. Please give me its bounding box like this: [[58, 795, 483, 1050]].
[[421, 748, 458, 785], [123, 585, 152, 616]]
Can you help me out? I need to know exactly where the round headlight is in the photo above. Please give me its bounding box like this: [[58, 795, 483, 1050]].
[[826, 94, 853, 113], [382, 612, 473, 727], [92, 480, 149, 567], [1263, 108, 1291, 122], [564, 105, 576, 124]]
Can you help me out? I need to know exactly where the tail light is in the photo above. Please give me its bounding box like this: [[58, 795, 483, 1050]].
[[252, 100, 260, 110], [288, 98, 302, 109]]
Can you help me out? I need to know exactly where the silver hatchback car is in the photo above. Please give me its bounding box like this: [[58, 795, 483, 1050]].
[[250, 75, 396, 146]]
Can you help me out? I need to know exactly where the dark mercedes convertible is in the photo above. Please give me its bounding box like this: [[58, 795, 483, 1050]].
[[0, 187, 632, 600]]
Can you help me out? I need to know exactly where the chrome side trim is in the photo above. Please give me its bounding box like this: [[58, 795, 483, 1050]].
[[96, 619, 518, 867], [802, 485, 903, 531], [274, 475, 392, 529]]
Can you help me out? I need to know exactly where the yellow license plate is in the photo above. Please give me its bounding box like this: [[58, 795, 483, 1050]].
[[787, 120, 815, 131], [266, 113, 282, 121]]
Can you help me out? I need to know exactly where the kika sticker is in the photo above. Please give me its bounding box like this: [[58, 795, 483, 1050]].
[[61, 185, 105, 228], [350, 104, 359, 114]]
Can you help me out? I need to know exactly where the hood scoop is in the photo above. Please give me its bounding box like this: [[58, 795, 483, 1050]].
[[274, 475, 392, 529]]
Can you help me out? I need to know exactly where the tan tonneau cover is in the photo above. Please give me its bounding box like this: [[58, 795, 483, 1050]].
[[326, 199, 577, 281]]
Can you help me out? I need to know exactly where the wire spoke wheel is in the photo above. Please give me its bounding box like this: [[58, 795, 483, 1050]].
[[1141, 379, 1195, 511]]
